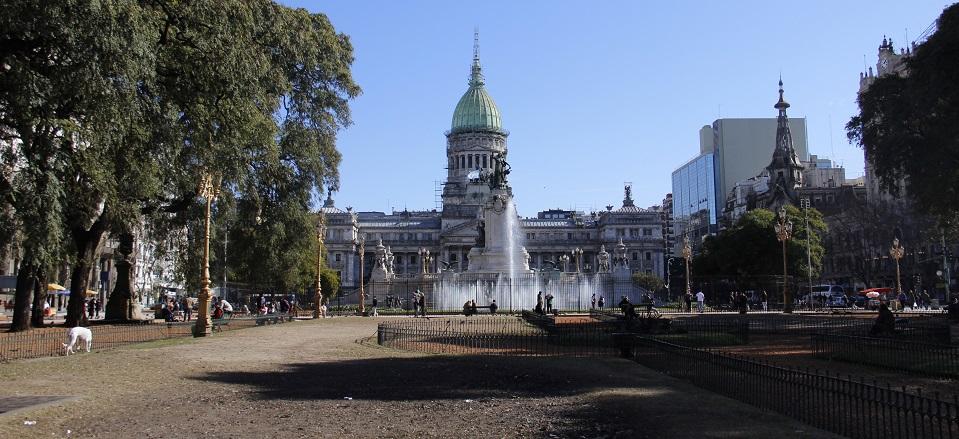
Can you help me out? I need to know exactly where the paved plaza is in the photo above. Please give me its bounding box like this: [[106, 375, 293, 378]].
[[0, 318, 840, 438]]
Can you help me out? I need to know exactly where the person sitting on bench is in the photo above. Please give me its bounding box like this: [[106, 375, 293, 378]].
[[870, 303, 895, 336], [489, 300, 498, 315]]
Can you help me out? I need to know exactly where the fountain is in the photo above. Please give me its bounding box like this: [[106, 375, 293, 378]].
[[428, 152, 630, 313]]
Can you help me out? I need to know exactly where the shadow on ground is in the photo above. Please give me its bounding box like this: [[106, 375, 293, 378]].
[[194, 355, 616, 401]]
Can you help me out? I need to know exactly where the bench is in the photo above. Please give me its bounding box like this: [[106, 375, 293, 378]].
[[255, 313, 293, 325], [462, 305, 497, 316]]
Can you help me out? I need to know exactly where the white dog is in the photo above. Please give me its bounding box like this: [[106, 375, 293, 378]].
[[63, 327, 93, 355]]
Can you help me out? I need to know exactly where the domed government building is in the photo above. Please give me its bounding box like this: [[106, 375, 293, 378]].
[[320, 34, 665, 301]]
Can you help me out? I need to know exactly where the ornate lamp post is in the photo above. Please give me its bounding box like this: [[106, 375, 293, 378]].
[[572, 248, 583, 272], [559, 254, 570, 272], [890, 237, 905, 297], [800, 198, 813, 302], [357, 238, 366, 315], [194, 172, 220, 337], [681, 235, 692, 297], [775, 206, 794, 313], [313, 216, 327, 319]]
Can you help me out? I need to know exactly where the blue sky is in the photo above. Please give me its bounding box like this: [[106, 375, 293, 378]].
[[284, 0, 950, 216]]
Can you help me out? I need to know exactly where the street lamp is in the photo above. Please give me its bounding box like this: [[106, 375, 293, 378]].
[[681, 235, 692, 297], [800, 198, 813, 304], [890, 237, 905, 297], [357, 238, 366, 315], [774, 206, 794, 313], [313, 216, 326, 319], [572, 248, 583, 272], [559, 254, 570, 272], [418, 247, 431, 274], [194, 172, 220, 337]]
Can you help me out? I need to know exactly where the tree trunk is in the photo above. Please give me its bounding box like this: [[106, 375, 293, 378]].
[[11, 263, 36, 332], [66, 217, 108, 327], [105, 232, 147, 321], [30, 268, 47, 328]]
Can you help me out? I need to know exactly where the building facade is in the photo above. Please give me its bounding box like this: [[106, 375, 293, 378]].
[[321, 36, 665, 299]]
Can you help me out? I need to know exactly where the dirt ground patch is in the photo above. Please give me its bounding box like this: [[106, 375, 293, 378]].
[[718, 333, 959, 397], [0, 317, 840, 438]]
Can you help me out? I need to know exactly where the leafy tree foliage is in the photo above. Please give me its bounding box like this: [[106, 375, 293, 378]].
[[693, 206, 827, 282], [847, 4, 959, 223], [631, 272, 664, 293], [0, 1, 359, 328]]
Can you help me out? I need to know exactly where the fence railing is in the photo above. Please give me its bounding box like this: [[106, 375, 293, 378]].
[[377, 317, 616, 356], [812, 333, 959, 378], [632, 337, 959, 439], [0, 315, 292, 362]]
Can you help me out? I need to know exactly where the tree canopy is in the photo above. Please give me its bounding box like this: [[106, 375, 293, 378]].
[[0, 1, 359, 329], [847, 3, 959, 224], [693, 206, 827, 283]]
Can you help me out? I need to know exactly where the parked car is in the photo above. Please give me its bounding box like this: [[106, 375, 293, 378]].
[[802, 285, 846, 307], [825, 293, 849, 307]]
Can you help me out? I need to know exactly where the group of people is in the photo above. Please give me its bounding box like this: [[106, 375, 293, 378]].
[[85, 298, 102, 319], [462, 299, 497, 316], [895, 289, 933, 310], [590, 294, 606, 309], [159, 296, 192, 322], [411, 291, 427, 317], [534, 291, 555, 315]]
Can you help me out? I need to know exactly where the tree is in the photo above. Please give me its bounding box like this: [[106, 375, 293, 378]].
[[847, 4, 959, 224], [632, 272, 664, 293], [694, 206, 827, 284], [1, 1, 359, 327], [320, 268, 341, 304]]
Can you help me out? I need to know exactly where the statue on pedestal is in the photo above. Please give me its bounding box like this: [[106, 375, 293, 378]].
[[597, 245, 611, 273]]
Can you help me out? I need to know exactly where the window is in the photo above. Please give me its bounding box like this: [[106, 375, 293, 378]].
[[643, 228, 652, 236], [411, 255, 417, 264], [585, 233, 590, 240], [645, 252, 651, 260], [450, 253, 458, 262], [483, 155, 488, 168], [468, 155, 473, 168], [567, 233, 573, 240], [632, 252, 638, 261], [335, 253, 342, 262], [617, 229, 625, 237], [629, 228, 639, 237]]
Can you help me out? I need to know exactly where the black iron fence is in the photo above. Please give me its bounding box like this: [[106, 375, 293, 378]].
[[377, 317, 616, 356], [812, 333, 959, 378], [0, 315, 291, 362], [632, 337, 959, 439]]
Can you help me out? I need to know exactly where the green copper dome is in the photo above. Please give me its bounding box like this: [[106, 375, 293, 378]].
[[450, 42, 504, 135]]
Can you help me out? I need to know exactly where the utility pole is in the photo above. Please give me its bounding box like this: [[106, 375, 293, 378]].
[[801, 198, 813, 302], [943, 231, 953, 303]]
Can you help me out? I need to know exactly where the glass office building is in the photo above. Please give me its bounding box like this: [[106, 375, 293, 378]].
[[671, 153, 719, 251]]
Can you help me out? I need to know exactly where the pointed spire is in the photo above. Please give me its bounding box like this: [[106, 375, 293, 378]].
[[469, 28, 485, 87], [775, 76, 790, 112]]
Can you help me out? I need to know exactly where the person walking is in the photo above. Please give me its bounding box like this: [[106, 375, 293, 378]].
[[684, 291, 692, 313], [94, 298, 102, 318], [182, 297, 192, 321], [371, 296, 378, 317], [535, 291, 544, 315], [760, 290, 769, 312], [546, 293, 554, 314], [87, 299, 95, 320], [598, 296, 605, 309], [696, 290, 705, 313], [591, 293, 596, 309], [418, 293, 426, 317]]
